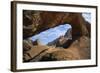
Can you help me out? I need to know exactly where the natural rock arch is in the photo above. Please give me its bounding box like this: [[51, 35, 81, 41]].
[[23, 11, 91, 61], [23, 11, 90, 39]]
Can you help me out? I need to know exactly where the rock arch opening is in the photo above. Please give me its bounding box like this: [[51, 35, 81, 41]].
[[28, 24, 72, 48]]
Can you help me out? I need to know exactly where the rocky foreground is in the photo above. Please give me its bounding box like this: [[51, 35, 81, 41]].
[[23, 11, 91, 62]]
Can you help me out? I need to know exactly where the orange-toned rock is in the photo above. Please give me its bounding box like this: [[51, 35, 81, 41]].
[[23, 11, 91, 62], [69, 36, 90, 59], [23, 11, 90, 39], [40, 36, 90, 61]]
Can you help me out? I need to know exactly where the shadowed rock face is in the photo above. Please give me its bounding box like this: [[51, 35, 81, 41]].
[[23, 11, 90, 39]]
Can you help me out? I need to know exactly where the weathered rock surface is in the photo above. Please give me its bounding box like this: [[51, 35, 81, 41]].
[[23, 36, 90, 62], [23, 10, 91, 62], [40, 49, 80, 61], [23, 11, 90, 39], [40, 36, 90, 61], [23, 45, 49, 62], [23, 39, 33, 51], [69, 36, 90, 59]]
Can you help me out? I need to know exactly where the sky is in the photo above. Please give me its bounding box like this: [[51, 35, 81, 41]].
[[29, 13, 91, 45], [82, 13, 91, 23], [29, 24, 71, 45]]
